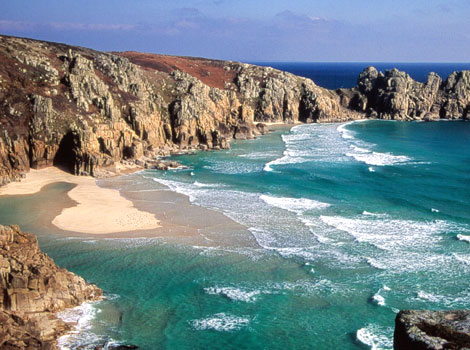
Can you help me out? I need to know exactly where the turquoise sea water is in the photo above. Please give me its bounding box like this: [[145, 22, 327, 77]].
[[2, 120, 470, 349]]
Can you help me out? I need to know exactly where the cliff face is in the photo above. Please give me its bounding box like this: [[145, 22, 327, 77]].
[[394, 310, 470, 350], [0, 225, 102, 349], [0, 35, 469, 185], [338, 66, 470, 121]]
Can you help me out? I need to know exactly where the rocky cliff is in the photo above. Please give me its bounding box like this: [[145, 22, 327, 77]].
[[337, 66, 470, 121], [0, 35, 469, 185], [0, 225, 102, 349], [394, 310, 470, 350]]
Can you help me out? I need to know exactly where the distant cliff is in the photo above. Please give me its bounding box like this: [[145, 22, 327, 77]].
[[0, 35, 469, 185], [0, 224, 102, 349]]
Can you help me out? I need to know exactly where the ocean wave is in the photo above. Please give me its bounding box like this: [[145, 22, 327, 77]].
[[337, 122, 355, 140], [298, 217, 334, 243], [362, 211, 387, 218], [238, 151, 279, 159], [416, 290, 445, 303], [204, 160, 260, 174], [152, 178, 199, 202], [457, 234, 470, 243], [190, 313, 250, 332], [204, 286, 261, 302], [57, 302, 104, 350], [356, 324, 393, 350], [412, 290, 470, 308], [260, 194, 330, 215], [372, 286, 391, 307], [193, 181, 227, 189], [346, 151, 412, 166], [319, 215, 446, 251], [372, 293, 386, 306], [453, 253, 470, 265], [337, 122, 413, 167], [263, 151, 307, 172], [365, 257, 388, 270]]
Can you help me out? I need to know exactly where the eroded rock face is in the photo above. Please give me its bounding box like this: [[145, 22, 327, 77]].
[[0, 35, 469, 185], [341, 66, 470, 121], [0, 225, 102, 349], [394, 310, 470, 350], [0, 35, 362, 185]]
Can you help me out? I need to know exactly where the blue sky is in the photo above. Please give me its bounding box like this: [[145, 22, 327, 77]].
[[0, 0, 469, 62]]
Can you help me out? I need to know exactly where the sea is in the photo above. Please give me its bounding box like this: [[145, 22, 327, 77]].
[[1, 63, 470, 350]]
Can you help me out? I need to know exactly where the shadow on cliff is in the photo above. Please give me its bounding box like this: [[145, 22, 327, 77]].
[[53, 131, 80, 174]]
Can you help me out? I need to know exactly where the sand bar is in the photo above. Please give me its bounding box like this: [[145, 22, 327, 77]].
[[0, 167, 160, 234]]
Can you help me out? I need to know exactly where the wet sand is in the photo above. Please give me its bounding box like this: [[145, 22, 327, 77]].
[[0, 167, 256, 247], [0, 167, 161, 234]]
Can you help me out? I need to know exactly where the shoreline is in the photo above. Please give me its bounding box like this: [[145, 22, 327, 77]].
[[0, 166, 255, 245], [0, 167, 161, 234]]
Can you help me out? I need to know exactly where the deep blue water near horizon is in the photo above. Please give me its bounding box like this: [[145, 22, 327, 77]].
[[1, 64, 470, 350], [250, 62, 470, 89]]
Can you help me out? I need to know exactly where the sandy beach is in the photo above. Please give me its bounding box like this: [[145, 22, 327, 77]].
[[0, 167, 161, 234]]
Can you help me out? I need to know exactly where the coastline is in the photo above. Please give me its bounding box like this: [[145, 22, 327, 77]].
[[0, 165, 255, 245]]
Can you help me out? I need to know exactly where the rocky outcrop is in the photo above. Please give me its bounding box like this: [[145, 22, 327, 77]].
[[394, 310, 470, 350], [0, 35, 469, 185], [339, 66, 470, 121], [0, 225, 102, 349]]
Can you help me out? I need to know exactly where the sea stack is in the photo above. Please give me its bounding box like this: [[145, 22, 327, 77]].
[[0, 224, 102, 349]]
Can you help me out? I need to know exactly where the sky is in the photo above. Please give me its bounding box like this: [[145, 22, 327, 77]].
[[0, 0, 469, 62]]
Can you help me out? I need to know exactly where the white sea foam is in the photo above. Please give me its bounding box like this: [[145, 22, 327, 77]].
[[319, 215, 445, 251], [239, 151, 279, 159], [263, 150, 307, 172], [350, 145, 370, 153], [457, 234, 470, 243], [298, 217, 334, 243], [453, 253, 470, 265], [260, 194, 330, 215], [372, 286, 391, 307], [337, 122, 355, 139], [190, 313, 250, 331], [372, 293, 386, 306], [416, 290, 444, 303], [346, 151, 412, 166], [204, 287, 261, 302], [57, 302, 103, 350], [365, 257, 387, 270], [356, 324, 393, 350], [152, 178, 199, 202], [204, 160, 259, 174], [337, 123, 413, 167], [413, 290, 470, 307], [362, 211, 387, 217]]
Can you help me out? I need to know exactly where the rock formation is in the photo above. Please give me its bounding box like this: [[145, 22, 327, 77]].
[[0, 35, 469, 186], [0, 224, 102, 349], [338, 66, 470, 121], [394, 310, 470, 349]]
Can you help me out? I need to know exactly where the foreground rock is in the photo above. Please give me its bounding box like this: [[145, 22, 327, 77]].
[[0, 225, 102, 349], [394, 310, 470, 349]]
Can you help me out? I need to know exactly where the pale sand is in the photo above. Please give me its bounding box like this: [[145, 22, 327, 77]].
[[0, 167, 160, 234]]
